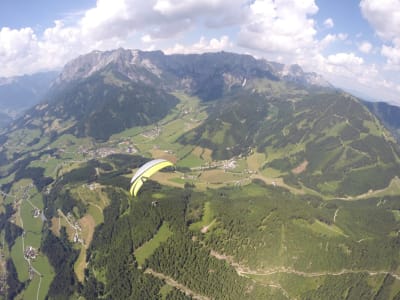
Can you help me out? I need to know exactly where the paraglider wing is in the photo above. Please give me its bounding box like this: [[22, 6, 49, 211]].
[[129, 179, 144, 197], [130, 159, 174, 196]]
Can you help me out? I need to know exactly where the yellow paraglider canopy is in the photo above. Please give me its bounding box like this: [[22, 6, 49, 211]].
[[129, 159, 174, 196]]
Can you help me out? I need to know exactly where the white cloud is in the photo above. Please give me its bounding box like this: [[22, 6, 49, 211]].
[[323, 18, 334, 28], [337, 33, 348, 41], [319, 34, 337, 49], [0, 27, 40, 76], [141, 34, 153, 43], [0, 27, 36, 58], [153, 0, 245, 25], [381, 38, 400, 66], [78, 0, 246, 41], [238, 0, 318, 61], [314, 51, 400, 103], [327, 52, 364, 66], [319, 33, 347, 50], [360, 0, 400, 41], [358, 41, 373, 53], [0, 0, 248, 76], [165, 35, 232, 54], [360, 0, 400, 68]]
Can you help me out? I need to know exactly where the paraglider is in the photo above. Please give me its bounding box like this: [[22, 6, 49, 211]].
[[130, 159, 174, 196]]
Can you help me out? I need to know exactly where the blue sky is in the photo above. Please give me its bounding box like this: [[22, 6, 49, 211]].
[[1, 0, 400, 104], [0, 0, 95, 29]]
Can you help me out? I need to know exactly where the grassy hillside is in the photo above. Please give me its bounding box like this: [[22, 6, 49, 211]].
[[80, 177, 400, 299], [179, 80, 400, 196], [11, 71, 179, 142]]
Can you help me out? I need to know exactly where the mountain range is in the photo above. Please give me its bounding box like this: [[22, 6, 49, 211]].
[[7, 49, 331, 138], [9, 49, 398, 196], [0, 49, 399, 300]]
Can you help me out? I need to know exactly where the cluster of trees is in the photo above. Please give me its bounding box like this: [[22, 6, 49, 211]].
[[41, 228, 80, 299], [374, 274, 400, 300], [178, 91, 269, 160], [303, 273, 382, 299], [198, 183, 400, 274], [15, 166, 53, 192], [145, 232, 253, 299], [179, 85, 400, 196], [5, 259, 25, 300], [82, 186, 166, 298], [0, 205, 25, 299], [0, 148, 56, 194], [165, 288, 192, 300], [82, 183, 284, 299], [0, 204, 15, 233], [35, 166, 400, 299], [44, 75, 179, 141], [1, 204, 23, 251]]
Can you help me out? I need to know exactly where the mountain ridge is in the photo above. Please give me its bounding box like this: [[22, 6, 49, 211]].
[[54, 49, 332, 92]]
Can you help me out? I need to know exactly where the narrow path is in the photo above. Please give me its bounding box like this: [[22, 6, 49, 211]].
[[57, 209, 76, 229], [250, 174, 305, 195], [30, 265, 42, 300], [261, 282, 291, 300], [201, 219, 216, 233], [57, 209, 83, 245], [0, 190, 17, 199], [88, 202, 103, 215], [333, 208, 339, 223], [144, 268, 210, 300], [239, 267, 400, 281], [209, 250, 400, 281], [25, 198, 38, 210], [36, 276, 42, 300]]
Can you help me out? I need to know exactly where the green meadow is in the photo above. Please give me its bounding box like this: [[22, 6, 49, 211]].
[[134, 222, 173, 267]]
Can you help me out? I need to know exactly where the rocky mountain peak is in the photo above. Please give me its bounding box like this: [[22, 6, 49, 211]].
[[54, 48, 332, 91]]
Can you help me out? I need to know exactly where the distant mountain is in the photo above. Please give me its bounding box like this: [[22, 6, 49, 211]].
[[364, 100, 400, 142], [0, 71, 57, 125], [11, 49, 333, 141], [55, 49, 332, 96]]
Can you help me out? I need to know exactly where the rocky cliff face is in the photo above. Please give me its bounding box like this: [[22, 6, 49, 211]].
[[54, 49, 332, 96]]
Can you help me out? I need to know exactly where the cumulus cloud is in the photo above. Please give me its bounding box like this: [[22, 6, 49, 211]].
[[78, 0, 246, 41], [358, 41, 373, 54], [237, 0, 318, 63], [153, 0, 245, 26], [0, 0, 248, 76], [360, 0, 400, 40], [165, 35, 232, 54], [360, 0, 400, 67], [0, 27, 36, 58], [381, 39, 400, 66], [323, 18, 334, 29], [327, 52, 364, 66], [0, 27, 40, 76], [319, 33, 347, 50]]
